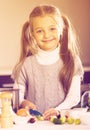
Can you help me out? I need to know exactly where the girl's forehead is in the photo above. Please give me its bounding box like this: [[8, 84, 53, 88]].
[[31, 15, 61, 27]]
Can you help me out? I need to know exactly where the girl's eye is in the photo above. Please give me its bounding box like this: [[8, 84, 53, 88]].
[[50, 27, 57, 31], [36, 30, 43, 34]]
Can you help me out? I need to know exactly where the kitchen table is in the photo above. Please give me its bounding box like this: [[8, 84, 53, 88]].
[[0, 120, 90, 130]]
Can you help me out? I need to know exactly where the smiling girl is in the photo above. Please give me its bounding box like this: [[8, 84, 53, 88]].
[[12, 5, 83, 120]]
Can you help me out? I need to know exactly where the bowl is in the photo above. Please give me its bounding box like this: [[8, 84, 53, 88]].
[[69, 108, 87, 118], [60, 108, 87, 118]]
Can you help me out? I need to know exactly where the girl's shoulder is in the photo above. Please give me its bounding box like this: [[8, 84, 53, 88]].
[[22, 55, 36, 67], [24, 55, 35, 63]]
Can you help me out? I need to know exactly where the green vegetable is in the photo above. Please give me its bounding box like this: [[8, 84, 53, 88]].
[[67, 117, 74, 124], [59, 116, 66, 124], [53, 118, 61, 124], [36, 115, 44, 121], [75, 118, 81, 125]]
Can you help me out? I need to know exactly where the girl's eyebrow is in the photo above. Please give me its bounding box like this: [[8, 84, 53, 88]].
[[34, 27, 42, 30], [34, 25, 57, 30]]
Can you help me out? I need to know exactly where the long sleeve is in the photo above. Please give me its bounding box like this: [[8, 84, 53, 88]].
[[55, 75, 81, 110], [13, 82, 25, 104]]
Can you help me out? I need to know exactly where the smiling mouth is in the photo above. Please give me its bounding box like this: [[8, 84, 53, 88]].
[[42, 38, 54, 43]]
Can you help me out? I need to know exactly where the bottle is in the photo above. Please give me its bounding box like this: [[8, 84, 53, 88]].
[[0, 92, 13, 128]]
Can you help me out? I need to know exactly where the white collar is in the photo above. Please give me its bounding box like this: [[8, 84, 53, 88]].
[[35, 46, 60, 65]]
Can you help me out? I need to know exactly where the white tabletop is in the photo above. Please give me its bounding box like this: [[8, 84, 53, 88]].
[[0, 121, 90, 130], [0, 108, 90, 130]]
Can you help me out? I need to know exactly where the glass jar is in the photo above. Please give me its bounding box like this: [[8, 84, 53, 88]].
[[81, 90, 90, 111]]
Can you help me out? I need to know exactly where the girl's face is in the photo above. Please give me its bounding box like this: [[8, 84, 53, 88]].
[[32, 15, 61, 51]]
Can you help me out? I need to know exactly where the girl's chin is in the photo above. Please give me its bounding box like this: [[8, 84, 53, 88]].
[[39, 45, 58, 51]]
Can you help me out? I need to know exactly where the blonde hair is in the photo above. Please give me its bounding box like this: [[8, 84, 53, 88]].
[[13, 5, 79, 95]]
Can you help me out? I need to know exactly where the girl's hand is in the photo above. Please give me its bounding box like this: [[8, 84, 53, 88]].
[[43, 108, 59, 120], [20, 99, 36, 110]]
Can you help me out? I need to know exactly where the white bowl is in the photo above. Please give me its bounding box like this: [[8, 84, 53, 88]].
[[72, 108, 87, 112], [13, 115, 31, 125], [69, 108, 87, 118], [80, 112, 90, 125], [61, 108, 87, 118]]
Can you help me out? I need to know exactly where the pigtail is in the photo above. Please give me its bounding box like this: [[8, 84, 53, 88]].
[[20, 21, 38, 61], [12, 20, 38, 81], [20, 21, 32, 61], [12, 21, 36, 81], [59, 15, 75, 95]]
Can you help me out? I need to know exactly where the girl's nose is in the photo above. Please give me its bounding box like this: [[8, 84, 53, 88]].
[[44, 30, 50, 38]]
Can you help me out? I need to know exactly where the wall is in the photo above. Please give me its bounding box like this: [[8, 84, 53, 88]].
[[0, 0, 90, 74]]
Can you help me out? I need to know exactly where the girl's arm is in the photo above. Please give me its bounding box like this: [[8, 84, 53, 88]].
[[55, 75, 81, 110], [43, 75, 81, 120], [13, 82, 25, 104]]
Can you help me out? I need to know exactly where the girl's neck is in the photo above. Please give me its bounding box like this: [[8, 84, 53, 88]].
[[35, 45, 60, 65]]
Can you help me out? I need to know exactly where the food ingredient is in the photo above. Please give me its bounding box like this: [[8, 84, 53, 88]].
[[53, 118, 61, 124], [28, 117, 36, 123], [50, 116, 66, 124], [67, 117, 74, 124], [74, 118, 81, 125], [36, 115, 44, 121], [16, 108, 30, 116], [59, 116, 66, 124], [50, 115, 81, 125]]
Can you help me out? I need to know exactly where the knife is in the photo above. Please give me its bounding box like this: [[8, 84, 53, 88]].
[[29, 109, 43, 116]]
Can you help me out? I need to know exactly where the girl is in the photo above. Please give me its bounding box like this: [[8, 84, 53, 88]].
[[12, 5, 83, 120]]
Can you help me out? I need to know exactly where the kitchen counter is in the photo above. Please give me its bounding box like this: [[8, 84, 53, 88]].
[[0, 120, 90, 130], [0, 108, 90, 130]]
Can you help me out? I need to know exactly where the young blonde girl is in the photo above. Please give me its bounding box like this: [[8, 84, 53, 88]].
[[12, 5, 83, 120]]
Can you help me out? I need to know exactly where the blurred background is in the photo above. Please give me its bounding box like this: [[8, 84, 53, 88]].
[[0, 0, 90, 88], [0, 0, 90, 74]]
